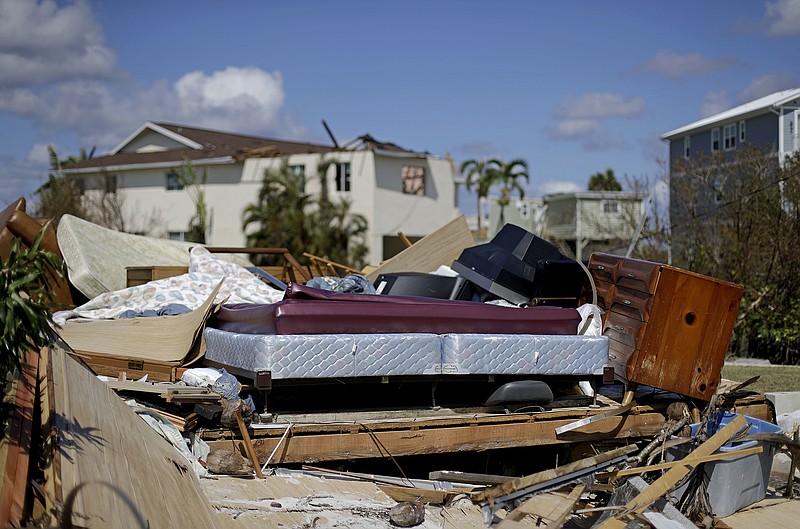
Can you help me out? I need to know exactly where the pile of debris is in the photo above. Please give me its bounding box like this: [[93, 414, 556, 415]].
[[2, 196, 799, 528]]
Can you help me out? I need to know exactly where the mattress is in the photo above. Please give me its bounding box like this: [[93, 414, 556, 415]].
[[440, 334, 608, 375], [204, 328, 442, 378], [57, 214, 252, 299], [211, 283, 582, 336], [203, 328, 608, 380]]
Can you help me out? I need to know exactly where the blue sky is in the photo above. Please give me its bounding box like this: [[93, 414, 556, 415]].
[[1, 0, 798, 212]]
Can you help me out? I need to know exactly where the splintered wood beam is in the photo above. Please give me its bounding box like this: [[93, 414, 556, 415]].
[[473, 445, 637, 503], [498, 484, 586, 528], [596, 414, 748, 529], [207, 413, 663, 464]]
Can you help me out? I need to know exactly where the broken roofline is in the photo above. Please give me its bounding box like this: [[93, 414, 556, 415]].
[[62, 122, 433, 173]]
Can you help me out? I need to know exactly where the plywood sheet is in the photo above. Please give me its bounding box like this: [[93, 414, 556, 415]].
[[46, 343, 220, 529], [365, 215, 474, 282]]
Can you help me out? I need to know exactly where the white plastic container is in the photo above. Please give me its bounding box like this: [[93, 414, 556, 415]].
[[667, 412, 780, 517]]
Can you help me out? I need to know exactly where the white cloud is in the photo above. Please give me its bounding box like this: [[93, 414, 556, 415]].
[[766, 0, 800, 35], [555, 93, 645, 120], [26, 143, 51, 164], [639, 50, 741, 80], [547, 119, 602, 140], [738, 72, 799, 102], [0, 66, 307, 152], [700, 90, 730, 117], [173, 67, 288, 134], [0, 0, 116, 87]]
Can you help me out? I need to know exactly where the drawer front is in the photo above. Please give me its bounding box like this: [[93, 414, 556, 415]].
[[588, 253, 620, 284], [607, 337, 636, 380], [603, 311, 647, 349], [616, 259, 660, 294], [593, 279, 615, 312], [608, 285, 653, 322]]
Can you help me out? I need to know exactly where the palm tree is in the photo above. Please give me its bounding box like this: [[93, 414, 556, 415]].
[[242, 156, 369, 268], [242, 158, 312, 262], [459, 158, 502, 236], [487, 158, 530, 227], [307, 157, 369, 268], [588, 168, 622, 191]]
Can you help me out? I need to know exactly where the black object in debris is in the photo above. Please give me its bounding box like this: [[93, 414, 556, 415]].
[[452, 224, 579, 306], [528, 259, 586, 307], [485, 380, 554, 408], [373, 272, 469, 300], [194, 403, 223, 422]]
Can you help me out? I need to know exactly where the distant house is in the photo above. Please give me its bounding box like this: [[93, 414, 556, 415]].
[[61, 122, 460, 265], [660, 87, 800, 263], [660, 87, 800, 167], [487, 192, 646, 261]]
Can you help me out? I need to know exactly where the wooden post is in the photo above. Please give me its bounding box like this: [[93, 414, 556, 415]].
[[235, 410, 264, 479]]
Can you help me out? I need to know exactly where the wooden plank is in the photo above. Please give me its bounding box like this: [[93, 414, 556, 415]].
[[0, 349, 38, 526], [210, 414, 662, 464], [612, 445, 762, 477], [499, 484, 585, 528], [597, 414, 748, 529], [365, 215, 474, 282], [236, 410, 264, 479], [473, 445, 637, 503], [378, 484, 455, 505], [429, 470, 514, 485], [47, 342, 221, 529]]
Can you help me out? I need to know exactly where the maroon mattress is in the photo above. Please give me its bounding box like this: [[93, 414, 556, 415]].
[[210, 283, 581, 336]]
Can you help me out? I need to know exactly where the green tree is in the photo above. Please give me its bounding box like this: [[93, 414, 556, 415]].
[[460, 158, 502, 236], [242, 157, 369, 269], [670, 146, 800, 363], [588, 168, 622, 191], [306, 157, 369, 267], [175, 157, 209, 243], [487, 158, 529, 227], [242, 158, 312, 258], [36, 145, 96, 224]]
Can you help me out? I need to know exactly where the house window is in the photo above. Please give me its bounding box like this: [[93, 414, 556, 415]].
[[105, 174, 118, 194], [724, 123, 736, 150], [401, 165, 425, 195], [711, 128, 720, 151], [517, 200, 530, 219], [684, 136, 691, 158], [290, 164, 306, 192], [166, 171, 183, 191], [603, 200, 619, 214], [335, 162, 351, 192], [739, 120, 746, 143]]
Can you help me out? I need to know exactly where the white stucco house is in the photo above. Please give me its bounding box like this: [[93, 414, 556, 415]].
[[61, 122, 460, 265]]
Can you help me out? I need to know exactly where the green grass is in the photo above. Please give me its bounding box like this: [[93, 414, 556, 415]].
[[721, 364, 800, 393]]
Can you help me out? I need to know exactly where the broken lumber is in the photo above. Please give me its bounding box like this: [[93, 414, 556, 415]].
[[498, 484, 586, 529], [595, 413, 747, 528]]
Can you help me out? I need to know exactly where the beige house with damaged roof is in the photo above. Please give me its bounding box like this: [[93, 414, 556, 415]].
[[61, 121, 460, 265]]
